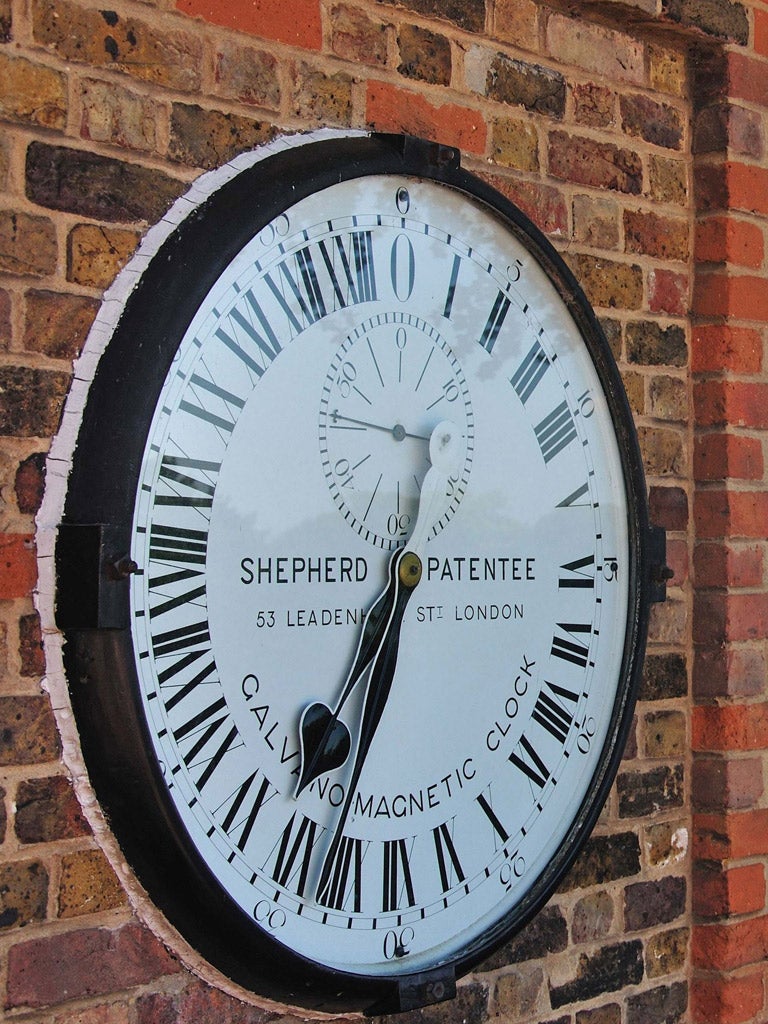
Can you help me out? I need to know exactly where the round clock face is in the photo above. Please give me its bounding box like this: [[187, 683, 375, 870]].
[[61, 135, 650, 1004]]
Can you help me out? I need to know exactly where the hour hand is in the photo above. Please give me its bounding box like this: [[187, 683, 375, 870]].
[[295, 567, 396, 796]]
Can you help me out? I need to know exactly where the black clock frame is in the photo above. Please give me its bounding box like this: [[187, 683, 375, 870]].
[[56, 133, 666, 1014]]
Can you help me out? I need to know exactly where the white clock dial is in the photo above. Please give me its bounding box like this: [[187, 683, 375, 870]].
[[60, 134, 656, 1009]]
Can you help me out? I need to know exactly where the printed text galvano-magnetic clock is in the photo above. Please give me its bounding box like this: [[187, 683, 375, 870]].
[[56, 132, 667, 1014]]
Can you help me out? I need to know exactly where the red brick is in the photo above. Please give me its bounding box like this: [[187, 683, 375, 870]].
[[694, 647, 766, 700], [690, 970, 765, 1024], [692, 861, 766, 918], [693, 704, 768, 752], [694, 380, 768, 428], [756, 8, 768, 57], [366, 81, 486, 154], [691, 325, 762, 374], [694, 541, 763, 588], [727, 51, 768, 106], [648, 268, 688, 315], [693, 757, 764, 813], [176, 0, 322, 49], [693, 916, 768, 971], [6, 922, 181, 1008], [695, 217, 764, 268], [694, 434, 763, 481], [0, 533, 36, 599], [694, 271, 768, 321], [694, 591, 768, 643], [694, 809, 768, 860], [726, 161, 768, 216], [15, 775, 89, 843]]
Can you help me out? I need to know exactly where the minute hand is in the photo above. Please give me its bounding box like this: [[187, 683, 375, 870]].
[[316, 421, 460, 904]]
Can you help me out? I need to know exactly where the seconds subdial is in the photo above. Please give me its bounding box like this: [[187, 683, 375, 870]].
[[319, 312, 474, 549]]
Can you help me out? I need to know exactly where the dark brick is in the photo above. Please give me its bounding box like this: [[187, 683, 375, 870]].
[[600, 318, 622, 361], [14, 453, 47, 515], [169, 103, 274, 170], [487, 55, 565, 117], [0, 0, 10, 41], [663, 0, 748, 43], [173, 979, 276, 1024], [620, 95, 684, 150], [214, 43, 280, 109], [24, 289, 98, 360], [649, 487, 688, 533], [330, 4, 388, 66], [398, 24, 451, 85], [19, 613, 45, 678], [550, 941, 644, 1009], [15, 776, 89, 844], [617, 765, 684, 818], [26, 142, 184, 223], [0, 784, 5, 843], [0, 209, 57, 277], [577, 1005, 621, 1024], [560, 832, 641, 891], [375, 0, 484, 32], [294, 64, 354, 125], [624, 876, 686, 931], [626, 321, 687, 367], [0, 860, 48, 929], [32, 0, 203, 89], [627, 981, 687, 1024], [0, 287, 9, 348], [476, 905, 567, 970], [549, 132, 641, 194], [646, 927, 689, 978], [0, 696, 61, 765], [641, 653, 688, 701], [6, 922, 181, 1008], [0, 365, 70, 437]]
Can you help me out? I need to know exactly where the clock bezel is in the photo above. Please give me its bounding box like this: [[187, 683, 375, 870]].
[[56, 132, 655, 1012]]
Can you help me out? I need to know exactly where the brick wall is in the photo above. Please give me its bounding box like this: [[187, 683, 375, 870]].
[[0, 0, 765, 1022]]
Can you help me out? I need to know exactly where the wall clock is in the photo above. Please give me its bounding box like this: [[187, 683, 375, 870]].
[[56, 131, 667, 1014]]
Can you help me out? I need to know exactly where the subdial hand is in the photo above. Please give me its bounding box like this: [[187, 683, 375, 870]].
[[307, 422, 462, 905], [330, 409, 430, 442]]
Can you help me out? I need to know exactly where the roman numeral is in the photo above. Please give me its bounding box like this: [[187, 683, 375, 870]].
[[215, 289, 281, 377], [269, 812, 319, 898], [557, 481, 590, 508], [476, 791, 509, 845], [265, 247, 327, 335], [155, 456, 220, 509], [433, 821, 465, 893], [534, 401, 577, 463], [558, 554, 595, 589], [317, 835, 364, 912], [382, 838, 416, 912], [509, 734, 550, 789], [442, 253, 461, 319], [532, 680, 579, 745], [179, 373, 245, 435], [173, 696, 241, 791], [510, 340, 550, 403], [217, 771, 274, 852], [318, 231, 377, 307], [478, 291, 511, 354], [151, 620, 216, 708], [150, 525, 207, 566], [551, 623, 592, 668]]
